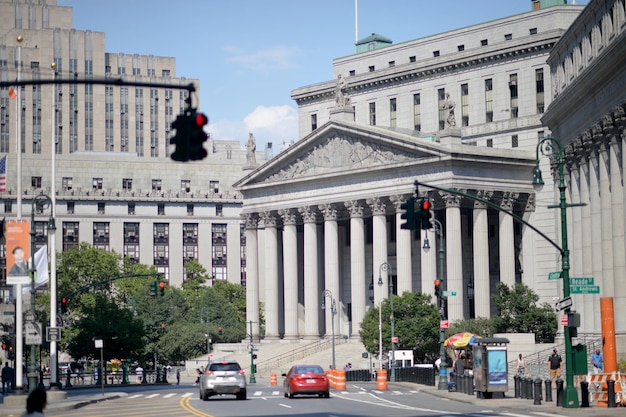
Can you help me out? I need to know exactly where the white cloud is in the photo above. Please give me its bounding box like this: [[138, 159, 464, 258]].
[[224, 46, 302, 71], [208, 105, 298, 151]]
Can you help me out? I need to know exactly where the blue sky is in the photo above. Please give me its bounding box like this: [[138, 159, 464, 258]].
[[58, 0, 589, 150]]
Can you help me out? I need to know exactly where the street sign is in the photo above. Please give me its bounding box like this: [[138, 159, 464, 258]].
[[443, 291, 456, 297], [46, 327, 61, 342], [25, 322, 42, 345], [560, 315, 568, 326], [440, 320, 449, 329], [571, 285, 600, 294], [391, 336, 399, 343], [548, 271, 562, 280], [570, 277, 594, 286], [555, 296, 572, 312]]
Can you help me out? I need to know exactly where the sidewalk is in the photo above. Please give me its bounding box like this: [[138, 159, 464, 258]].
[[0, 391, 128, 416]]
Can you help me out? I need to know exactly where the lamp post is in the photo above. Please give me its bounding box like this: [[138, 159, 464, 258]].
[[29, 194, 55, 392], [321, 289, 337, 370], [533, 136, 578, 408], [200, 307, 211, 366], [378, 262, 395, 382], [425, 218, 448, 390]]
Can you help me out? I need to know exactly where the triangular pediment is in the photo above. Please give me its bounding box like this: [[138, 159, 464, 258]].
[[235, 121, 445, 188]]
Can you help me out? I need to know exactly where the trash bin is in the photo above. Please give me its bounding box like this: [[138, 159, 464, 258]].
[[472, 337, 510, 399]]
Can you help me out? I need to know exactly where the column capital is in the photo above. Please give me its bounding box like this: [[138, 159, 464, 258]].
[[345, 200, 364, 218], [259, 211, 280, 228], [366, 197, 386, 216], [243, 213, 259, 229], [473, 190, 493, 209], [318, 203, 338, 221], [389, 194, 409, 211], [278, 208, 298, 225], [500, 192, 519, 211], [525, 193, 536, 212], [298, 206, 318, 223], [440, 191, 463, 208]]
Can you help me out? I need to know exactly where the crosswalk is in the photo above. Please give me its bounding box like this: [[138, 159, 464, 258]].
[[123, 389, 417, 399]]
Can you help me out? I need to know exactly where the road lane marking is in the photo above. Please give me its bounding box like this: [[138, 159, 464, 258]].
[[145, 393, 160, 398], [180, 395, 214, 417], [163, 393, 177, 398], [182, 392, 193, 397], [278, 403, 292, 408], [128, 394, 143, 398], [272, 390, 280, 396]]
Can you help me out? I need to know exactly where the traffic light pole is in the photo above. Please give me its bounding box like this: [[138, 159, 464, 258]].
[[430, 218, 448, 390], [247, 320, 258, 383]]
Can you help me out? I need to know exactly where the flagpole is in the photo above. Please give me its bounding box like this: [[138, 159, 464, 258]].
[[49, 62, 59, 389], [355, 0, 359, 44], [14, 34, 25, 393]]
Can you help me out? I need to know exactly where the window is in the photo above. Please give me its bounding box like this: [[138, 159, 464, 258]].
[[128, 202, 135, 215], [310, 114, 317, 131], [187, 204, 194, 216], [535, 68, 545, 114], [388, 61, 395, 67], [487, 139, 493, 147], [66, 202, 74, 214], [349, 70, 355, 76], [31, 177, 42, 189], [124, 222, 140, 263], [181, 180, 191, 193], [389, 98, 397, 128], [413, 93, 421, 131], [93, 222, 110, 250], [505, 33, 512, 41], [92, 178, 103, 190], [512, 135, 519, 148], [485, 79, 493, 122], [122, 178, 133, 191], [509, 73, 518, 118], [98, 202, 105, 214], [433, 50, 440, 57], [481, 39, 488, 46], [158, 203, 165, 215], [216, 204, 223, 216], [368, 65, 375, 72], [62, 177, 73, 191], [369, 102, 376, 126], [4, 201, 12, 213], [461, 83, 469, 127], [457, 45, 465, 52], [529, 28, 538, 35], [437, 88, 446, 130], [152, 179, 162, 192], [209, 180, 219, 194], [409, 56, 416, 63]]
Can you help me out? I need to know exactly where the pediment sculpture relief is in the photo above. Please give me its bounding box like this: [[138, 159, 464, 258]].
[[266, 134, 415, 181]]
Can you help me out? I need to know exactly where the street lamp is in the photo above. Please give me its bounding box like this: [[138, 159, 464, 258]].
[[378, 262, 395, 382], [200, 307, 211, 366], [321, 289, 337, 370], [29, 194, 55, 392], [424, 218, 448, 390], [533, 136, 578, 408]]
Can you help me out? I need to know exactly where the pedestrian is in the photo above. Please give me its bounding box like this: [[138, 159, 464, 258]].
[[454, 353, 465, 376], [591, 348, 603, 374], [2, 361, 13, 395], [434, 357, 442, 373], [516, 353, 527, 377], [135, 365, 143, 384], [176, 368, 180, 385], [20, 387, 46, 417], [548, 349, 562, 381]]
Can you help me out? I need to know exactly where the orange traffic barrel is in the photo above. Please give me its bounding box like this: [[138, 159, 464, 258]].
[[376, 369, 388, 390], [335, 369, 346, 390], [270, 372, 277, 386], [326, 369, 335, 389]]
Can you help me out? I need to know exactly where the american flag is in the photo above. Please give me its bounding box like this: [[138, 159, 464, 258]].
[[0, 155, 6, 192]]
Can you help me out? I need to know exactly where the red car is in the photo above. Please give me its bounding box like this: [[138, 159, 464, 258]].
[[283, 365, 330, 398]]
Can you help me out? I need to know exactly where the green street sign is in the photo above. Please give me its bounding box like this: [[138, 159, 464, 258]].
[[548, 271, 562, 280], [570, 285, 600, 294], [570, 277, 594, 286], [443, 291, 457, 297]]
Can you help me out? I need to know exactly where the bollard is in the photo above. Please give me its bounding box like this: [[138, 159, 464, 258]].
[[122, 365, 129, 385], [580, 380, 589, 407], [555, 378, 563, 407], [527, 377, 533, 399], [533, 378, 542, 405], [607, 379, 616, 408], [65, 367, 73, 388], [545, 379, 552, 402], [270, 373, 277, 386], [514, 375, 520, 398], [467, 373, 473, 395], [523, 377, 529, 399]]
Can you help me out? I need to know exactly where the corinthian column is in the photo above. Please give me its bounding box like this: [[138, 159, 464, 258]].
[[319, 203, 340, 338], [499, 192, 518, 287], [279, 208, 299, 339], [244, 214, 260, 340], [345, 200, 366, 337], [472, 192, 492, 318], [367, 197, 388, 303], [299, 206, 320, 339], [441, 192, 464, 321], [390, 195, 412, 295], [260, 212, 281, 339]]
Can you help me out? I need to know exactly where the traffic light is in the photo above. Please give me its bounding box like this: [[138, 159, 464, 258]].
[[61, 297, 68, 314], [218, 326, 223, 336], [1, 342, 6, 350], [400, 197, 415, 230], [434, 279, 442, 298], [189, 110, 209, 161], [170, 113, 192, 162], [159, 281, 165, 297], [419, 199, 433, 230], [149, 281, 157, 297]]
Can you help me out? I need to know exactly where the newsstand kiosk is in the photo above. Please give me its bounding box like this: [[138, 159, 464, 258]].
[[472, 337, 510, 399]]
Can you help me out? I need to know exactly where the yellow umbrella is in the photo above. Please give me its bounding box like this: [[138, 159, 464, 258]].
[[444, 332, 481, 348]]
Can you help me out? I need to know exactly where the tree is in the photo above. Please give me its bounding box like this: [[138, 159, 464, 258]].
[[360, 291, 439, 361]]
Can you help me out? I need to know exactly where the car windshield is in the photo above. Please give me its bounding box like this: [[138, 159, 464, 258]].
[[294, 366, 324, 374], [210, 363, 241, 372]]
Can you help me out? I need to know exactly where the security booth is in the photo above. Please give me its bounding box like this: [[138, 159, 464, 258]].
[[472, 337, 510, 399]]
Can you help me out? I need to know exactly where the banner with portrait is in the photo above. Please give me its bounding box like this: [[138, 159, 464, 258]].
[[6, 219, 30, 285]]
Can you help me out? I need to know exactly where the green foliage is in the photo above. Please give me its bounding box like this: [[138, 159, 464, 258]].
[[446, 317, 497, 338], [359, 291, 439, 360]]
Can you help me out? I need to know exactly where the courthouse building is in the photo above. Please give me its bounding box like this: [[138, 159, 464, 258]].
[[237, 0, 626, 351]]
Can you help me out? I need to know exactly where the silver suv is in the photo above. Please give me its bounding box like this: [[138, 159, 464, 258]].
[[199, 360, 247, 400]]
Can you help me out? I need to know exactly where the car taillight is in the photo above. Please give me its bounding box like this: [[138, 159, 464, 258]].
[[238, 369, 245, 375], [205, 370, 213, 375]]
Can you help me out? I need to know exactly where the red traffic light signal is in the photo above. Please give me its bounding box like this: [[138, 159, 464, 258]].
[[1, 342, 7, 350], [61, 297, 68, 314], [194, 112, 208, 128], [159, 281, 165, 297], [419, 199, 433, 230], [218, 326, 223, 335]]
